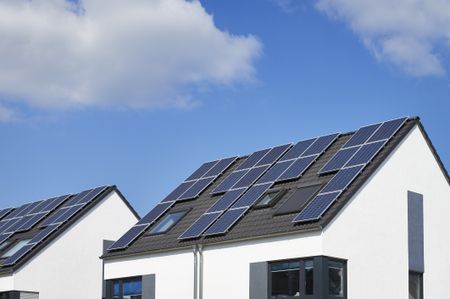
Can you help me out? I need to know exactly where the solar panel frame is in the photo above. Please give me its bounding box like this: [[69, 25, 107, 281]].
[[0, 233, 13, 246], [71, 186, 108, 206], [161, 181, 197, 203], [202, 157, 237, 178], [344, 140, 387, 167], [235, 148, 271, 171], [302, 133, 339, 157], [255, 144, 292, 167], [107, 224, 149, 251], [276, 155, 317, 182], [231, 165, 270, 189], [293, 191, 341, 223], [367, 117, 408, 143], [318, 146, 360, 175], [203, 207, 247, 236], [178, 177, 216, 201], [210, 169, 249, 194], [16, 213, 47, 232], [343, 123, 382, 148], [321, 165, 365, 194], [185, 160, 219, 181], [256, 159, 296, 184], [0, 209, 13, 221], [137, 202, 174, 226], [231, 183, 273, 209], [206, 188, 246, 213], [178, 212, 222, 240], [279, 138, 316, 162]]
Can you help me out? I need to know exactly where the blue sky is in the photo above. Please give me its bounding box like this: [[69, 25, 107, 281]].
[[0, 0, 449, 216]]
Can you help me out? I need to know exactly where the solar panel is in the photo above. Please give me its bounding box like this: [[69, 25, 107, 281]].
[[107, 224, 148, 251], [231, 183, 272, 209], [16, 213, 47, 232], [367, 117, 407, 143], [255, 144, 292, 166], [0, 233, 13, 246], [235, 149, 271, 171], [293, 191, 341, 222], [211, 170, 248, 194], [319, 146, 360, 174], [202, 157, 237, 178], [178, 212, 222, 240], [345, 140, 386, 167], [178, 177, 215, 201], [30, 223, 61, 244], [280, 138, 316, 161], [276, 156, 317, 182], [232, 165, 270, 189], [39, 195, 70, 213], [161, 181, 196, 203], [343, 123, 381, 148], [2, 244, 35, 266], [302, 134, 339, 156], [186, 160, 219, 181], [137, 202, 173, 226], [256, 160, 295, 184], [70, 186, 108, 206], [0, 209, 13, 221], [4, 204, 32, 220], [39, 208, 68, 228], [321, 165, 364, 194], [203, 208, 247, 236], [53, 205, 84, 224], [62, 190, 91, 207], [206, 189, 246, 213]]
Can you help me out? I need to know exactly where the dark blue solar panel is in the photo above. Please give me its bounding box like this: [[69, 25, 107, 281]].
[[178, 177, 215, 201], [16, 213, 47, 232], [161, 181, 196, 202], [3, 216, 32, 233], [2, 218, 22, 234], [255, 144, 291, 166], [276, 155, 317, 182], [179, 212, 222, 240], [0, 209, 13, 222], [236, 148, 271, 171], [207, 189, 246, 213], [30, 223, 61, 244], [319, 146, 360, 174], [367, 117, 407, 143], [302, 134, 339, 157], [257, 160, 295, 184], [40, 195, 70, 212], [345, 140, 386, 167], [0, 220, 12, 234], [231, 183, 272, 209], [202, 157, 237, 178], [211, 170, 249, 194], [63, 190, 90, 207], [185, 160, 218, 181], [232, 165, 270, 189], [0, 233, 12, 246], [2, 243, 35, 266], [72, 186, 108, 205], [52, 205, 83, 224], [321, 165, 364, 193], [343, 123, 381, 148], [203, 208, 247, 236], [137, 202, 174, 225], [107, 225, 148, 251], [4, 203, 32, 220], [280, 138, 316, 162], [39, 208, 67, 228], [293, 191, 341, 223]]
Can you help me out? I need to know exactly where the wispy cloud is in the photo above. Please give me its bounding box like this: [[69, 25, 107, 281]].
[[271, 0, 300, 13], [0, 105, 17, 123], [0, 0, 261, 118], [315, 0, 450, 76]]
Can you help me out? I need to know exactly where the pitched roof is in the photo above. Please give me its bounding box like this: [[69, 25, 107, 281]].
[[0, 185, 137, 274], [103, 117, 443, 259]]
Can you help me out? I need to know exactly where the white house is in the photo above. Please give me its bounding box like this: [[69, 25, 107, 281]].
[[0, 185, 139, 299], [102, 117, 450, 299]]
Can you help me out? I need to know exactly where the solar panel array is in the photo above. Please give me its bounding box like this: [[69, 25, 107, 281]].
[[293, 117, 408, 223], [180, 134, 339, 239], [0, 186, 108, 266], [108, 157, 237, 251]]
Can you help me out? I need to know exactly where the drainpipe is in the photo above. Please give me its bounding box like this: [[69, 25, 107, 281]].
[[193, 245, 198, 299], [198, 244, 204, 299]]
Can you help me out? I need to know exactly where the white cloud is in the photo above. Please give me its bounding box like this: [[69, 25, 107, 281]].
[[271, 0, 299, 13], [316, 0, 450, 76], [0, 0, 261, 112], [0, 105, 17, 122]]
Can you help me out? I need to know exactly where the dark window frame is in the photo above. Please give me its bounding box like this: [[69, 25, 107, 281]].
[[107, 276, 142, 299], [409, 271, 423, 299], [146, 208, 190, 236], [268, 256, 347, 299], [274, 184, 323, 216], [254, 188, 287, 209]]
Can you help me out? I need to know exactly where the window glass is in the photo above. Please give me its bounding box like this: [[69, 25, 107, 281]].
[[149, 210, 187, 234], [271, 261, 300, 298], [1, 239, 30, 258], [305, 260, 314, 295], [409, 272, 422, 299], [328, 261, 344, 296], [113, 282, 120, 299], [256, 190, 283, 207], [123, 278, 142, 299]]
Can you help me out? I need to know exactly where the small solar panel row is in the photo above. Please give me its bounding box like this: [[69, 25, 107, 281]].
[[294, 117, 408, 223]]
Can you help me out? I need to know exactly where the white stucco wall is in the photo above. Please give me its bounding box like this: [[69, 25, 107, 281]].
[[104, 124, 450, 299], [1, 190, 138, 299]]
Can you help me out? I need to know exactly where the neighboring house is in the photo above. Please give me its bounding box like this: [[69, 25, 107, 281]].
[[102, 117, 450, 299], [0, 185, 139, 299]]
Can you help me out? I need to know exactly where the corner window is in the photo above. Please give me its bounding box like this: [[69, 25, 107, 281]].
[[1, 239, 30, 258], [409, 272, 423, 299], [256, 190, 286, 208], [110, 277, 142, 299], [148, 210, 188, 235], [328, 261, 344, 297], [269, 256, 346, 299]]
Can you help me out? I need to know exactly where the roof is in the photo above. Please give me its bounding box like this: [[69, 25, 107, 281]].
[[0, 185, 137, 274], [103, 117, 446, 259]]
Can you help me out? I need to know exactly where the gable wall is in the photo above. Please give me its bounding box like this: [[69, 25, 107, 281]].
[[11, 190, 138, 299], [322, 125, 450, 298]]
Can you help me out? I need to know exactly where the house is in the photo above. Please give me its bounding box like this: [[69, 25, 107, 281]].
[[0, 185, 139, 299], [102, 117, 450, 299]]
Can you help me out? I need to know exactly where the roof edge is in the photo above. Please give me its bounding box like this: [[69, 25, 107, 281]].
[[110, 186, 141, 220]]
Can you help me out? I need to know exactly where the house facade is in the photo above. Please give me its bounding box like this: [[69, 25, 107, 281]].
[[0, 186, 139, 299], [103, 117, 450, 299]]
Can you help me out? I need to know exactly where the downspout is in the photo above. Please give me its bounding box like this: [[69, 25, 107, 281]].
[[193, 245, 198, 299], [198, 244, 204, 299]]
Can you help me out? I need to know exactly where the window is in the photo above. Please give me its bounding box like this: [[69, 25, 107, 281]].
[[274, 185, 322, 216], [1, 239, 30, 258], [409, 272, 422, 299], [148, 210, 188, 235], [256, 189, 286, 208], [268, 256, 347, 299], [328, 261, 344, 297], [110, 277, 142, 299]]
